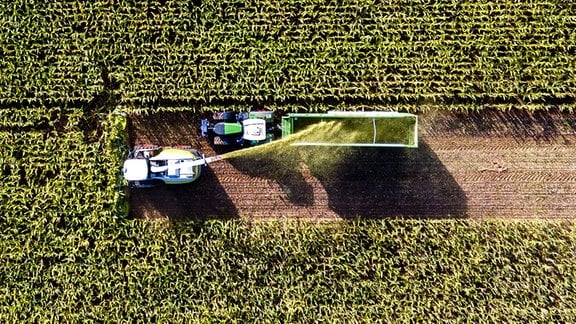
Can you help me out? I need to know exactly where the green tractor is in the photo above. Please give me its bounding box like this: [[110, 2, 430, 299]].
[[201, 111, 281, 147]]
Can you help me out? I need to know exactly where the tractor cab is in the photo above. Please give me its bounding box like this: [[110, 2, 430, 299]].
[[201, 111, 279, 147], [123, 159, 150, 181]]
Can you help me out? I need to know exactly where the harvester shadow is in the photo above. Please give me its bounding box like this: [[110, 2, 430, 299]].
[[227, 141, 467, 219], [128, 167, 239, 221], [225, 147, 315, 206]]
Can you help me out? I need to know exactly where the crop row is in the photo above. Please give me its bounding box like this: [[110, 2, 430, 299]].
[[1, 0, 575, 107], [0, 107, 127, 226], [122, 102, 576, 116], [1, 133, 115, 218], [1, 219, 575, 321], [0, 107, 76, 132]]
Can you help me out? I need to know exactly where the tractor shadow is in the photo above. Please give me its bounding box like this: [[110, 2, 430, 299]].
[[228, 140, 467, 219]]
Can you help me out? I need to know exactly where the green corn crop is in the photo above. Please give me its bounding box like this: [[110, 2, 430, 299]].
[[2, 0, 576, 322], [1, 0, 575, 109], [2, 219, 576, 321]]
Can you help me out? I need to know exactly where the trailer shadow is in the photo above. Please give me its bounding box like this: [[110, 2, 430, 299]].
[[306, 142, 467, 219], [228, 140, 467, 219]]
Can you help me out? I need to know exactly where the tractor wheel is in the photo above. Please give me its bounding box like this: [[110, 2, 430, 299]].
[[213, 111, 235, 122], [213, 136, 225, 145]]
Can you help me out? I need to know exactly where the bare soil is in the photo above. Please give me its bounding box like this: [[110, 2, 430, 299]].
[[128, 109, 576, 220]]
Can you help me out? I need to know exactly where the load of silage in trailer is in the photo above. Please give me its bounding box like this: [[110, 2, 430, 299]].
[[281, 112, 418, 147]]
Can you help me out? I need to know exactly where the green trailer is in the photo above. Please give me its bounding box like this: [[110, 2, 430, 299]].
[[281, 111, 418, 148]]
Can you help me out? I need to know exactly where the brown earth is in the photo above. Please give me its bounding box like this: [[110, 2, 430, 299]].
[[127, 109, 576, 221]]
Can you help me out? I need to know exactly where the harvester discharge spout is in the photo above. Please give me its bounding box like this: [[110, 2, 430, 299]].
[[189, 154, 224, 167]]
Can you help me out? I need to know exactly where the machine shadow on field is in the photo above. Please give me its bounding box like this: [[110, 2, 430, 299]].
[[228, 141, 468, 219], [128, 167, 239, 220], [127, 111, 240, 220], [128, 111, 467, 219], [310, 142, 467, 219]]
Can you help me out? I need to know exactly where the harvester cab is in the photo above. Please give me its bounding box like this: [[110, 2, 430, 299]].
[[201, 111, 280, 147]]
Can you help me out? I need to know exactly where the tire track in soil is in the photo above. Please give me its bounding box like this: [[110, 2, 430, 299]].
[[128, 109, 576, 220]]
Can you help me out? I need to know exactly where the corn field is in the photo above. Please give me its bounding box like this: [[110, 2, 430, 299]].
[[0, 108, 126, 218], [1, 0, 575, 109], [2, 0, 576, 321], [1, 220, 575, 321]]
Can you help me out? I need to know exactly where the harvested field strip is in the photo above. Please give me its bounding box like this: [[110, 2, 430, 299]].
[[128, 109, 576, 220], [456, 173, 576, 182]]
